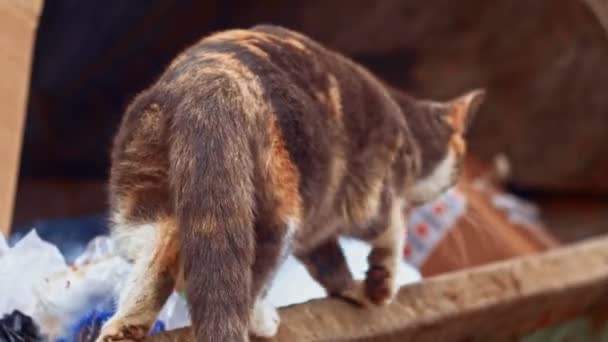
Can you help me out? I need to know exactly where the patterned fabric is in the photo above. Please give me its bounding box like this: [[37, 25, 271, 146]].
[[402, 178, 556, 272], [404, 188, 467, 267]]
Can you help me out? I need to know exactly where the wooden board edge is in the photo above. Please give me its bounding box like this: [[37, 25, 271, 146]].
[[150, 235, 608, 341]]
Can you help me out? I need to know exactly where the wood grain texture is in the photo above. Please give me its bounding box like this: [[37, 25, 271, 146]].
[[150, 235, 608, 341]]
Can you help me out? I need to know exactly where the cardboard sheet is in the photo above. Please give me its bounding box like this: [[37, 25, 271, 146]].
[[0, 0, 42, 234]]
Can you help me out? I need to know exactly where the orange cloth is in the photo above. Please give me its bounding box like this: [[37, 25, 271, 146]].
[[413, 157, 559, 277]]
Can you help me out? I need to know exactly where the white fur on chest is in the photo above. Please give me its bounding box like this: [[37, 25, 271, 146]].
[[408, 151, 456, 204]]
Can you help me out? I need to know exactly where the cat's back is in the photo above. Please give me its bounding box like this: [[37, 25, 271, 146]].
[[157, 25, 346, 95], [112, 25, 346, 171], [111, 25, 405, 217], [113, 26, 329, 156]]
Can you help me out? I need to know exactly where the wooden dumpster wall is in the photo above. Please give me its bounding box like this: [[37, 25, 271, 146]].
[[0, 0, 42, 234], [21, 0, 608, 195]]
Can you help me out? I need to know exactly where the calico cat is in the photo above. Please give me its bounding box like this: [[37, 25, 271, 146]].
[[97, 25, 484, 342]]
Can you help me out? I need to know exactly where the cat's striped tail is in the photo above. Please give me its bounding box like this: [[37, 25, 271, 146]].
[[170, 80, 255, 341]]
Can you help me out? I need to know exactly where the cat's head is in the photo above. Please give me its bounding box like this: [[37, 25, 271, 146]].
[[404, 89, 485, 206]]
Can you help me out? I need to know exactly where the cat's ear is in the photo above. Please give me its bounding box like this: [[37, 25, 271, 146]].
[[445, 88, 485, 133]]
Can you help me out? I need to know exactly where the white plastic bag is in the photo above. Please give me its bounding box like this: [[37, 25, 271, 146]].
[[0, 230, 67, 318], [0, 231, 132, 340], [32, 256, 131, 340], [157, 292, 190, 331]]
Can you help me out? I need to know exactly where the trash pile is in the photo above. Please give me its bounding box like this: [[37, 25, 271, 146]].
[[0, 229, 421, 342], [0, 232, 191, 342]]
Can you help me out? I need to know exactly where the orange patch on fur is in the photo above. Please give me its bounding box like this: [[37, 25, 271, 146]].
[[152, 216, 183, 292], [284, 37, 307, 51], [447, 103, 468, 132], [173, 262, 185, 294], [446, 89, 485, 132], [155, 216, 181, 267], [118, 192, 137, 221], [267, 117, 303, 223], [205, 30, 272, 44], [327, 74, 343, 118], [238, 41, 270, 60], [450, 134, 466, 155]]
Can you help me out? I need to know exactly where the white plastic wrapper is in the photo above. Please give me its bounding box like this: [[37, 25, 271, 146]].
[[0, 232, 9, 258], [0, 231, 132, 340], [73, 236, 117, 267], [33, 256, 131, 339], [34, 234, 129, 339], [0, 231, 67, 318], [157, 292, 190, 331]]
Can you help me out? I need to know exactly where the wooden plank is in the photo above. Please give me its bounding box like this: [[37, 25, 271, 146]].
[[151, 235, 608, 341], [0, 0, 42, 234]]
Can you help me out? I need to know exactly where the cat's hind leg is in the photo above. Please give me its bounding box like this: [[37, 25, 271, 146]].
[[248, 116, 304, 338], [248, 210, 300, 338], [96, 217, 180, 342]]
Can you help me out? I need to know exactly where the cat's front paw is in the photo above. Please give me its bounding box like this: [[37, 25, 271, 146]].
[[337, 272, 399, 308], [364, 265, 398, 306], [249, 298, 280, 338]]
